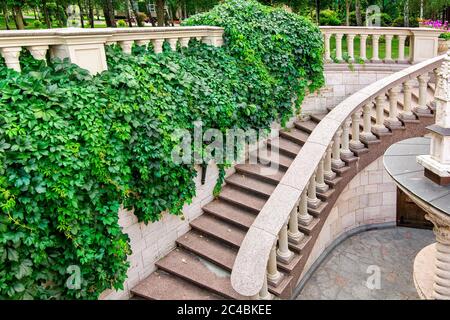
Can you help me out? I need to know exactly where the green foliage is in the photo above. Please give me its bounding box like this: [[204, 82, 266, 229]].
[[319, 9, 342, 26], [0, 0, 324, 299], [439, 32, 450, 40], [371, 13, 393, 27], [116, 19, 127, 27], [392, 16, 419, 28]]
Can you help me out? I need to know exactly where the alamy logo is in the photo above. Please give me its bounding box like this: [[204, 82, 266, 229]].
[[365, 265, 381, 290], [66, 265, 81, 290]]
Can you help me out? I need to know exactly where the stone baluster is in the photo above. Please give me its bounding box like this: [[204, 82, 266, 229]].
[[347, 34, 355, 62], [360, 103, 377, 142], [399, 80, 416, 120], [371, 35, 380, 62], [27, 45, 48, 61], [359, 34, 368, 62], [335, 34, 343, 62], [384, 86, 403, 129], [179, 37, 190, 48], [135, 39, 150, 47], [331, 127, 345, 168], [119, 40, 133, 54], [152, 39, 164, 54], [316, 156, 329, 193], [0, 47, 22, 72], [168, 38, 178, 51], [324, 33, 331, 62], [277, 223, 294, 264], [288, 206, 304, 244], [267, 242, 282, 285], [298, 189, 313, 226], [431, 68, 440, 111], [384, 35, 393, 63], [258, 273, 272, 300], [307, 172, 321, 209], [340, 118, 354, 159], [398, 35, 407, 63], [323, 144, 336, 181], [372, 94, 389, 134], [350, 109, 365, 150], [415, 73, 431, 115]]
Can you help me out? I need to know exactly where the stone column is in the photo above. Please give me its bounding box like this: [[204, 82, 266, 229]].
[[307, 172, 321, 209], [399, 80, 416, 120], [288, 206, 304, 244], [179, 37, 190, 48], [340, 118, 354, 159], [347, 34, 355, 62], [298, 189, 313, 226], [350, 109, 365, 150], [277, 223, 294, 264], [27, 45, 49, 61], [372, 94, 389, 134], [384, 86, 403, 128], [168, 38, 178, 51], [119, 40, 133, 54], [384, 34, 393, 63], [324, 33, 331, 62], [331, 127, 345, 168], [267, 242, 281, 285], [398, 35, 407, 62], [360, 102, 377, 142], [335, 33, 343, 62], [258, 273, 272, 300], [371, 34, 380, 62], [152, 39, 164, 54], [359, 34, 368, 62], [316, 157, 329, 193], [415, 73, 431, 115], [0, 47, 22, 72], [323, 144, 336, 181]]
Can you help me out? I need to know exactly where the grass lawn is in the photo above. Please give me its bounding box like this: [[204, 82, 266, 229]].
[[330, 35, 410, 61]]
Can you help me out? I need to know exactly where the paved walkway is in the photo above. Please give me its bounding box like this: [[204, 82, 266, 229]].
[[296, 227, 434, 300]]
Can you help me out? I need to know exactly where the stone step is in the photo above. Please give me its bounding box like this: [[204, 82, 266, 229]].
[[279, 127, 310, 145], [176, 231, 237, 271], [266, 136, 302, 157], [190, 214, 246, 248], [155, 248, 245, 299], [202, 199, 256, 229], [294, 119, 318, 134], [256, 151, 294, 170], [298, 217, 320, 235], [219, 185, 267, 213], [131, 270, 224, 300], [225, 173, 276, 198], [235, 163, 284, 184], [310, 113, 327, 123]]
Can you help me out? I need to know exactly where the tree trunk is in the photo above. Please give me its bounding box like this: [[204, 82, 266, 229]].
[[355, 0, 362, 26], [2, 1, 10, 30], [130, 0, 143, 27], [102, 0, 116, 27], [419, 0, 423, 19], [126, 0, 133, 27], [345, 0, 350, 26], [12, 5, 25, 29], [156, 0, 164, 26], [404, 0, 409, 27], [78, 0, 84, 27], [88, 0, 94, 28], [315, 0, 320, 24], [42, 0, 51, 28]]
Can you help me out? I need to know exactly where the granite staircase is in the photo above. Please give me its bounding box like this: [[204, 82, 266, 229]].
[[131, 83, 436, 300]]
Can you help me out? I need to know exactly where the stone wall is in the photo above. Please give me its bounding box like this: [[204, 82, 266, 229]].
[[298, 155, 398, 282], [301, 64, 407, 114]]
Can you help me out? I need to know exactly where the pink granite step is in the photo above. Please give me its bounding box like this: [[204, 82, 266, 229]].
[[202, 199, 256, 229]]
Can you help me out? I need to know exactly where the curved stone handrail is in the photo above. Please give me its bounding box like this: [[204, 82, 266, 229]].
[[230, 53, 446, 298]]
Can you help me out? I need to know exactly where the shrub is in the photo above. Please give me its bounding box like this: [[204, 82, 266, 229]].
[[136, 12, 147, 27], [392, 16, 419, 27], [319, 9, 342, 26], [368, 12, 392, 27], [440, 32, 450, 40], [117, 19, 127, 27], [32, 20, 42, 29], [0, 0, 324, 299]]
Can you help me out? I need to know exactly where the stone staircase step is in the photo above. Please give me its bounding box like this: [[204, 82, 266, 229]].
[[333, 165, 351, 176], [310, 113, 327, 123], [203, 199, 256, 229], [268, 274, 293, 296], [219, 185, 267, 213], [176, 231, 237, 271], [235, 163, 284, 184], [155, 248, 245, 299], [256, 151, 294, 170], [294, 119, 318, 133], [316, 187, 335, 201], [325, 175, 343, 187], [308, 201, 328, 217], [279, 127, 310, 145], [225, 173, 276, 198], [289, 235, 312, 254], [277, 253, 302, 274], [190, 214, 246, 248], [131, 270, 224, 300], [298, 217, 320, 235], [266, 136, 302, 157]]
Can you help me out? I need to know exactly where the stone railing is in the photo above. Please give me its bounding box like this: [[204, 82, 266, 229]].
[[0, 26, 224, 74], [230, 53, 446, 299], [320, 26, 442, 64]]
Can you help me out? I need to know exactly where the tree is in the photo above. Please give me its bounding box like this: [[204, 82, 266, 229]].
[[345, 0, 350, 26], [156, 0, 165, 26], [355, 0, 362, 26]]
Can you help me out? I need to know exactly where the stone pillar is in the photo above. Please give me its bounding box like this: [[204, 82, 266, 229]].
[[168, 38, 178, 51], [258, 273, 272, 300], [350, 109, 365, 150], [340, 118, 354, 159], [384, 35, 393, 63], [360, 102, 377, 142], [323, 144, 336, 181], [277, 223, 294, 264], [371, 34, 380, 62], [415, 73, 431, 115], [288, 206, 304, 244], [307, 172, 321, 209], [179, 37, 190, 48], [152, 39, 164, 54], [331, 127, 345, 168], [399, 80, 416, 120], [359, 34, 368, 62], [316, 157, 329, 193], [119, 40, 133, 54], [384, 86, 403, 128], [335, 34, 343, 62], [27, 45, 49, 61], [372, 94, 389, 135], [267, 243, 281, 286], [298, 189, 313, 226], [324, 33, 331, 62], [398, 35, 407, 62], [347, 34, 355, 62], [0, 47, 22, 72]]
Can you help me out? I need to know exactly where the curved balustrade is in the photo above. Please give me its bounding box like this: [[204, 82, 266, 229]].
[[0, 26, 224, 74], [320, 26, 442, 64], [230, 53, 446, 299]]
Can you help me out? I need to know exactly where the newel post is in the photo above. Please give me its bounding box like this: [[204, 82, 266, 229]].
[[409, 29, 442, 63]]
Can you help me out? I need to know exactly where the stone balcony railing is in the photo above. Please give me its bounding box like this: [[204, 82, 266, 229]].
[[320, 26, 443, 64], [0, 26, 224, 74], [230, 52, 446, 299]]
